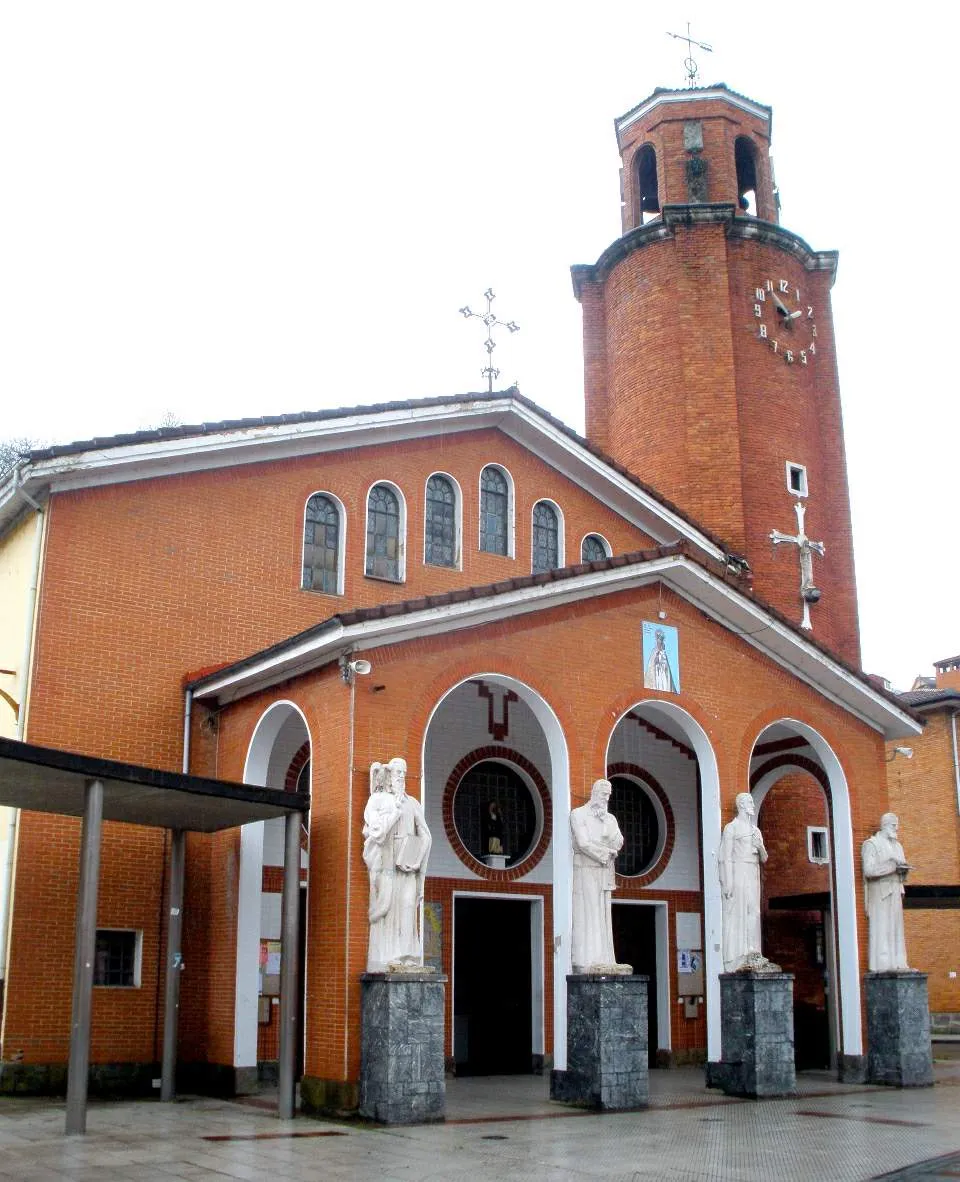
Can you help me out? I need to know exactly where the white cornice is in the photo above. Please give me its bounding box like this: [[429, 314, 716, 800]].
[[0, 398, 726, 561], [616, 88, 771, 138], [191, 555, 920, 742]]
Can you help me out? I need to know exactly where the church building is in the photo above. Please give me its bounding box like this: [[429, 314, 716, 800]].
[[0, 82, 923, 1105]]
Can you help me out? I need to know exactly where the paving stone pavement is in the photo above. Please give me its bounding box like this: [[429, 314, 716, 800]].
[[0, 1059, 957, 1181]]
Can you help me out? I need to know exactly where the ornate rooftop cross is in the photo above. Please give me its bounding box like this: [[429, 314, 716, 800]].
[[459, 288, 519, 394], [666, 22, 713, 88], [769, 501, 825, 631]]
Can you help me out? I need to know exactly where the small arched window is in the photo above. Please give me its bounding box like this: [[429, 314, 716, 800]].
[[735, 136, 758, 216], [480, 465, 510, 556], [581, 534, 609, 563], [425, 473, 457, 568], [302, 493, 341, 594], [532, 501, 560, 573], [365, 483, 402, 581], [637, 144, 660, 225]]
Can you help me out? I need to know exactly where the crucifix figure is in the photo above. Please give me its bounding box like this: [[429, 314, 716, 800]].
[[459, 288, 519, 394], [769, 501, 825, 630]]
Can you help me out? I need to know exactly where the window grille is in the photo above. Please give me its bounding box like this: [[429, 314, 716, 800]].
[[609, 777, 661, 876], [366, 484, 401, 580], [453, 761, 538, 868], [581, 534, 608, 563], [94, 930, 139, 987], [480, 466, 509, 555], [425, 474, 456, 567], [302, 494, 340, 593], [532, 501, 559, 572]]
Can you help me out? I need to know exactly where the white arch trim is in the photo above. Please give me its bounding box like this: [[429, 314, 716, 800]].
[[235, 700, 311, 1070], [750, 720, 862, 1058], [419, 672, 572, 1068], [606, 700, 723, 1061]]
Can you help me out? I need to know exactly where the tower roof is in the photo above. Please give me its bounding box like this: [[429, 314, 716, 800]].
[[615, 83, 772, 144]]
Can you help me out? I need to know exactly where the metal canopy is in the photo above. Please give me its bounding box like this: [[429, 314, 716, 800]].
[[0, 737, 308, 1133], [0, 737, 309, 830]]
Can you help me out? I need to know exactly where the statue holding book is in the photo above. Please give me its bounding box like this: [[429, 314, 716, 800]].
[[363, 756, 432, 972]]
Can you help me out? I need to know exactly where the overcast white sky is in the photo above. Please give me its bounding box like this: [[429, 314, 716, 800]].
[[1, 2, 955, 690]]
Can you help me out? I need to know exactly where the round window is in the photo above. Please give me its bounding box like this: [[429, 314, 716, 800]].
[[452, 760, 539, 868], [609, 775, 663, 877]]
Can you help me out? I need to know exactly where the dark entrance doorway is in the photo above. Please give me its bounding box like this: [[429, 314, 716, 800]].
[[612, 903, 659, 1067], [765, 894, 832, 1071], [454, 897, 533, 1075]]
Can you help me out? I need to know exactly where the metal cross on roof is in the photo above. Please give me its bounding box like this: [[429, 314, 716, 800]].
[[666, 22, 713, 88], [769, 501, 825, 631], [459, 288, 519, 394]]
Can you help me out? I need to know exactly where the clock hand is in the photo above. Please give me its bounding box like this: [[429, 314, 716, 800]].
[[787, 309, 802, 320], [771, 291, 790, 315]]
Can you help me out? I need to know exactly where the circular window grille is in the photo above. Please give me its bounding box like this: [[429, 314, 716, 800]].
[[452, 760, 539, 868], [610, 775, 663, 877]]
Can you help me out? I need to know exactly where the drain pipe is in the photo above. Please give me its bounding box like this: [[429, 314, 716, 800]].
[[182, 689, 193, 775], [1, 481, 45, 990], [343, 666, 356, 1080], [951, 711, 960, 818]]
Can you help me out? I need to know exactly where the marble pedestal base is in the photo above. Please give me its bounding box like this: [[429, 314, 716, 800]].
[[550, 974, 649, 1110], [707, 971, 795, 1098], [359, 972, 446, 1124], [866, 972, 934, 1087]]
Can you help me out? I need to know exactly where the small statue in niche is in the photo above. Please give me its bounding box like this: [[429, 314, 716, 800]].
[[685, 153, 708, 203], [484, 800, 506, 856]]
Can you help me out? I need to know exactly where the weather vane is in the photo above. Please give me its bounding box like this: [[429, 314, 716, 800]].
[[459, 288, 519, 393], [666, 22, 712, 88]]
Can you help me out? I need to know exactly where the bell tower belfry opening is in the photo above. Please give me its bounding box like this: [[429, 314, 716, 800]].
[[574, 83, 861, 666]]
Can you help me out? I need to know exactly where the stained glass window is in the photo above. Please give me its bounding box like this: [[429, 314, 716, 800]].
[[480, 466, 509, 555], [425, 474, 456, 567], [581, 534, 608, 563], [532, 501, 559, 573], [366, 484, 401, 580], [609, 776, 661, 876], [302, 494, 340, 594]]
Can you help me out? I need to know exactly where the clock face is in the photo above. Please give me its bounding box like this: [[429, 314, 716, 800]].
[[752, 277, 818, 366]]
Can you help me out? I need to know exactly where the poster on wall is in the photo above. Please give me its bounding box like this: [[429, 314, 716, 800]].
[[642, 621, 680, 693]]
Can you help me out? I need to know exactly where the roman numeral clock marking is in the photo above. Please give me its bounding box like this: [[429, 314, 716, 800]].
[[751, 277, 818, 365]]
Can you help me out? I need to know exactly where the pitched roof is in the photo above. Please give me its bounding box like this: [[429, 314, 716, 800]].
[[897, 688, 960, 711]]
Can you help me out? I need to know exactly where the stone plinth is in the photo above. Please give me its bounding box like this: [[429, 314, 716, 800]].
[[550, 974, 649, 1110], [359, 972, 446, 1124], [707, 971, 795, 1098], [866, 972, 934, 1087]]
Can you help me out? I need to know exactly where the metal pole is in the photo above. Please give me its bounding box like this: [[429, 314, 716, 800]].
[[160, 829, 185, 1101], [66, 778, 104, 1135], [277, 811, 301, 1120]]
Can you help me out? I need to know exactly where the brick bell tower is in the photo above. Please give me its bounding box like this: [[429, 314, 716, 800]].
[[573, 85, 860, 666]]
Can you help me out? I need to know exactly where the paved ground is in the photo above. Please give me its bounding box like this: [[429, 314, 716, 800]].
[[0, 1055, 958, 1181]]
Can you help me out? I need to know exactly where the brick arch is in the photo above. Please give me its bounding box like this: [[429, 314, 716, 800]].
[[606, 762, 676, 888], [739, 702, 849, 782], [284, 741, 311, 793], [442, 746, 552, 883]]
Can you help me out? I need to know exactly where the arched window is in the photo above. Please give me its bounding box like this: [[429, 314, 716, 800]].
[[636, 144, 660, 225], [480, 465, 510, 556], [735, 136, 758, 216], [302, 493, 341, 594], [581, 533, 609, 563], [532, 501, 560, 573], [365, 483, 402, 581], [425, 473, 458, 568]]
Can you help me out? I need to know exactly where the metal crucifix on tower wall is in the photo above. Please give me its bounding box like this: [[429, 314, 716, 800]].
[[459, 288, 519, 393], [769, 501, 825, 631]]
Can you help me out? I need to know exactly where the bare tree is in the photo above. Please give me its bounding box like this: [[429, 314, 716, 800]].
[[0, 438, 40, 480]]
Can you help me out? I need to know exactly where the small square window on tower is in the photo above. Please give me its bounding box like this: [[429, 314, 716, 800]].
[[785, 462, 808, 498], [807, 826, 829, 865]]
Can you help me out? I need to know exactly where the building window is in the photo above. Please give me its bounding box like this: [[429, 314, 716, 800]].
[[531, 501, 561, 572], [480, 465, 510, 556], [786, 462, 808, 497], [302, 493, 341, 594], [636, 143, 660, 224], [425, 473, 458, 568], [581, 533, 610, 563], [365, 483, 403, 581], [94, 929, 141, 987], [452, 759, 541, 870], [807, 826, 830, 865], [735, 135, 758, 215], [609, 777, 665, 877]]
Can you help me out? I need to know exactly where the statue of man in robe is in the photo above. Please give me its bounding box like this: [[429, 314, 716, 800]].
[[718, 792, 768, 972], [862, 813, 912, 972], [363, 757, 432, 972], [570, 779, 631, 974]]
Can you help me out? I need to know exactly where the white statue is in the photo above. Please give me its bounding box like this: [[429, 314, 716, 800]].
[[862, 813, 912, 972], [718, 792, 768, 972], [570, 779, 631, 974], [362, 757, 432, 972]]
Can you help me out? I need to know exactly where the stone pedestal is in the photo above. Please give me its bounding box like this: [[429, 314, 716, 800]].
[[865, 972, 934, 1087], [707, 971, 795, 1098], [359, 972, 446, 1124], [550, 974, 649, 1110]]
